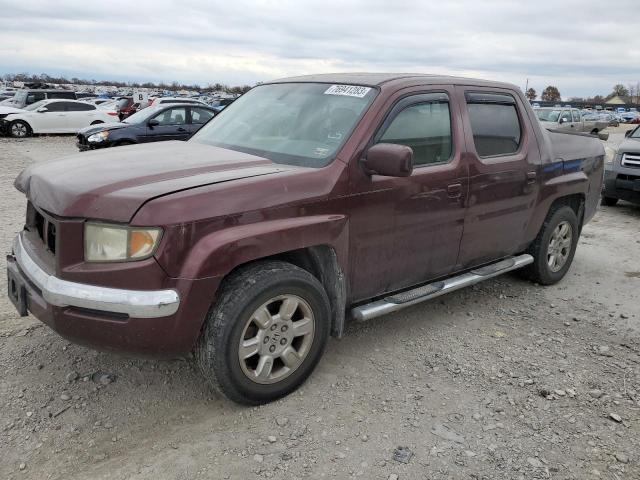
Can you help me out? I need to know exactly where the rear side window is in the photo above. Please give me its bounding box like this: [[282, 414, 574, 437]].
[[48, 91, 76, 100], [466, 92, 521, 157], [572, 110, 580, 122], [378, 97, 452, 166], [191, 107, 214, 124], [67, 102, 95, 111]]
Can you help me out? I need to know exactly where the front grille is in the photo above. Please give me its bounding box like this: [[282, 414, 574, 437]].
[[618, 173, 640, 182], [26, 202, 57, 255], [621, 152, 640, 168]]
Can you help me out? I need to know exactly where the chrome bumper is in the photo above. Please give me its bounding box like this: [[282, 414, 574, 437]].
[[13, 234, 179, 318]]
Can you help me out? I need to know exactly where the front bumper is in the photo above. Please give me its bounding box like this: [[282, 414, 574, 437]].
[[12, 234, 179, 317], [603, 168, 640, 204], [7, 232, 218, 357]]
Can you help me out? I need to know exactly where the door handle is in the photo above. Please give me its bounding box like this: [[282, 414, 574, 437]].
[[177, 127, 186, 132], [447, 183, 462, 198], [526, 171, 537, 184]]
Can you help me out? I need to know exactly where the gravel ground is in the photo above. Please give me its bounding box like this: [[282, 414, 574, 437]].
[[1, 129, 639, 480]]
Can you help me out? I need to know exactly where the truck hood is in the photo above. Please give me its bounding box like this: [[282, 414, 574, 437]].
[[618, 137, 640, 154], [15, 141, 294, 222], [77, 122, 130, 136]]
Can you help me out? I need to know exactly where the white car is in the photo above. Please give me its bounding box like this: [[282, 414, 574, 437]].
[[2, 99, 119, 137]]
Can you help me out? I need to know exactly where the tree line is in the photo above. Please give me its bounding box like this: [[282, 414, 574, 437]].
[[1, 72, 253, 94], [524, 83, 640, 104]]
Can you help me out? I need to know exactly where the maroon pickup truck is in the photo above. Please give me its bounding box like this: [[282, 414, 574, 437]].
[[7, 74, 604, 404]]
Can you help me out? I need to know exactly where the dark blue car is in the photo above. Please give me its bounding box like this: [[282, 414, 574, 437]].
[[76, 103, 216, 151]]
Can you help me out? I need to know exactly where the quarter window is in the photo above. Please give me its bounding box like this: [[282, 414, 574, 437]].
[[378, 101, 452, 166], [467, 94, 521, 157]]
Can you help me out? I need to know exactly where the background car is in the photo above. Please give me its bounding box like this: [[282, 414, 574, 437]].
[[76, 103, 216, 150], [1, 99, 118, 137], [149, 96, 208, 107], [209, 98, 235, 113], [5, 89, 77, 109]]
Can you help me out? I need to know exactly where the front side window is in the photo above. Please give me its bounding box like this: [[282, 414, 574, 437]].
[[44, 101, 65, 112], [153, 107, 186, 125], [467, 93, 521, 157], [560, 110, 572, 122], [26, 92, 45, 105], [192, 83, 377, 167], [378, 101, 452, 166]]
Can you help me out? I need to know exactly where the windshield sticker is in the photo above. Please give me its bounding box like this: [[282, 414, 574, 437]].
[[324, 85, 371, 98], [313, 147, 330, 157]]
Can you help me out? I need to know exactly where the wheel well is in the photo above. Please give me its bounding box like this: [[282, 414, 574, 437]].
[[224, 246, 347, 338], [90, 120, 104, 125], [590, 128, 599, 134], [549, 193, 585, 230], [11, 119, 31, 131]]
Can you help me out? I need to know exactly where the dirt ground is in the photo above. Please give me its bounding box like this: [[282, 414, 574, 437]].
[[1, 128, 639, 480]]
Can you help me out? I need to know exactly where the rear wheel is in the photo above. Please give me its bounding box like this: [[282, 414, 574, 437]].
[[601, 196, 618, 206], [10, 120, 31, 138], [195, 261, 330, 405], [521, 205, 579, 285]]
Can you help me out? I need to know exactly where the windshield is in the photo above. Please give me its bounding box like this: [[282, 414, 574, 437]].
[[191, 83, 377, 167], [535, 109, 562, 122], [123, 105, 163, 124], [631, 127, 640, 139], [24, 100, 48, 111]]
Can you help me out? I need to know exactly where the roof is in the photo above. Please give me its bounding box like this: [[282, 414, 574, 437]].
[[267, 72, 518, 90]]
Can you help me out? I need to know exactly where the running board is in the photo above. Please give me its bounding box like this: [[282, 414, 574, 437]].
[[351, 254, 533, 322]]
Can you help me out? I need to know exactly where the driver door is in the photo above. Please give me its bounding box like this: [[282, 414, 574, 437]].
[[143, 106, 189, 142], [347, 88, 468, 302]]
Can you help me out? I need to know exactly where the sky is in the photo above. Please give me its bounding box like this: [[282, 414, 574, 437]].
[[0, 0, 638, 99]]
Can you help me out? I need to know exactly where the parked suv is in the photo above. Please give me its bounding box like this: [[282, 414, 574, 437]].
[[7, 89, 77, 109], [602, 126, 640, 206], [7, 74, 604, 405]]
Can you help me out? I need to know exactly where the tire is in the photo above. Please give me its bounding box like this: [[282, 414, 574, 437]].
[[9, 120, 31, 138], [601, 196, 618, 207], [195, 260, 331, 405], [116, 140, 135, 147], [521, 205, 579, 285]]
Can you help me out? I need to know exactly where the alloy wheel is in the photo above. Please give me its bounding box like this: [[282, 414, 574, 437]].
[[238, 294, 315, 384], [547, 221, 572, 272]]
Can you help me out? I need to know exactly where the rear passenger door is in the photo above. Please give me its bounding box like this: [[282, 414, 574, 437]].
[[64, 102, 98, 131], [457, 89, 540, 267]]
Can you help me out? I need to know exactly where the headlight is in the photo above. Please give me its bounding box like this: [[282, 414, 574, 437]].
[[84, 223, 162, 262], [604, 146, 616, 165], [87, 131, 109, 143]]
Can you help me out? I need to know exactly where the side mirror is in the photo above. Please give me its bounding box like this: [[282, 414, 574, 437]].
[[148, 119, 160, 127], [362, 143, 413, 177], [37, 107, 48, 113], [559, 118, 565, 124]]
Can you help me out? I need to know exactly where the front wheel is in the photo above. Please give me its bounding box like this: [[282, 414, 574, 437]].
[[10, 120, 31, 138], [521, 205, 579, 285], [195, 261, 330, 405]]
